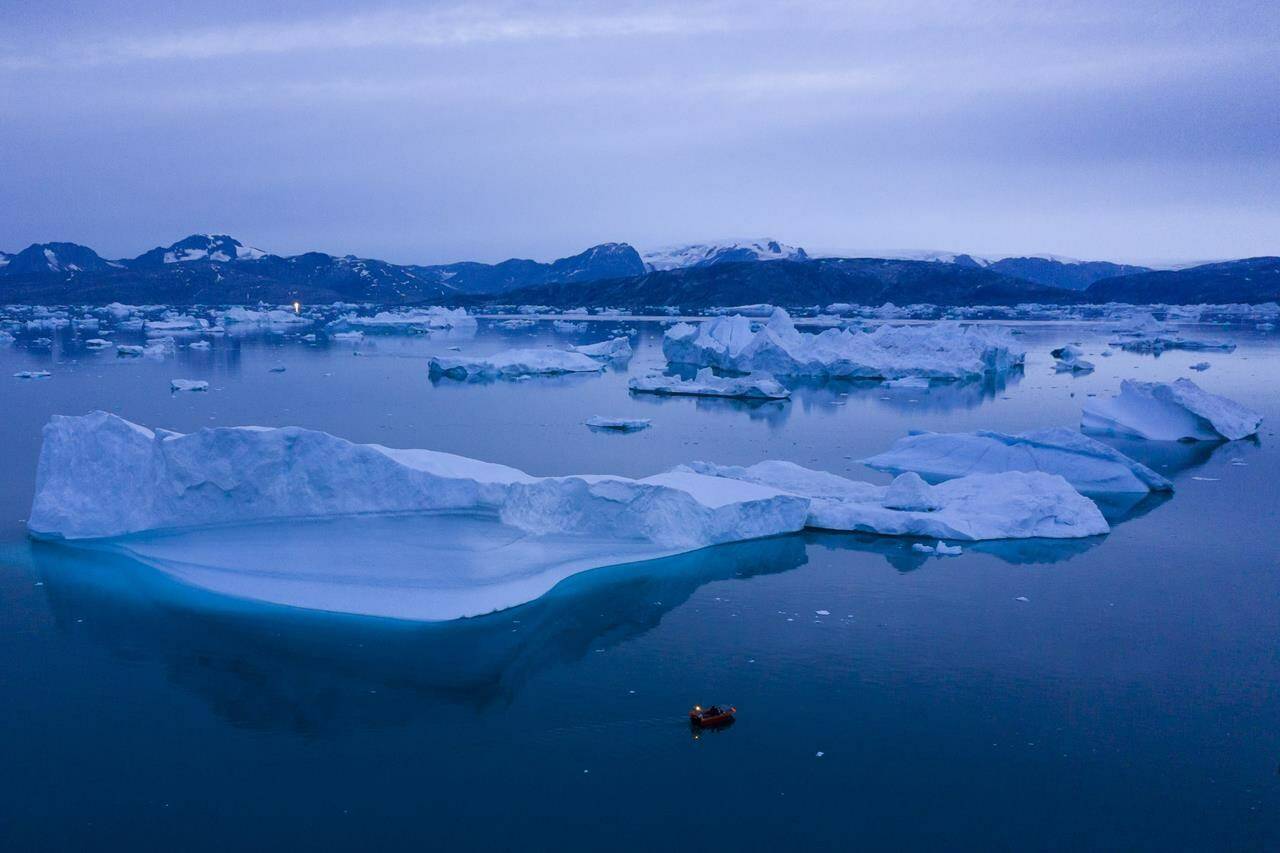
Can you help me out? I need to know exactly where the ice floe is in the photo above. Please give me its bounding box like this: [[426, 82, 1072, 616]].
[[429, 348, 605, 379], [170, 379, 209, 392], [663, 308, 1024, 380], [629, 368, 791, 400], [863, 427, 1172, 494], [14, 370, 52, 379], [584, 416, 651, 432], [679, 461, 1109, 540], [329, 307, 475, 332], [1082, 379, 1262, 441]]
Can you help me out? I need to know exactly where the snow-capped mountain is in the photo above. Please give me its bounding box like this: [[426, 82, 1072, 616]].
[[131, 234, 267, 266], [0, 242, 117, 275], [642, 239, 808, 271]]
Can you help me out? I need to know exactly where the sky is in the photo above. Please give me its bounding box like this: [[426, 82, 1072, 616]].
[[2, 0, 1278, 266]]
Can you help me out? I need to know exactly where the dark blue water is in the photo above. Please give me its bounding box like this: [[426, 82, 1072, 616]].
[[2, 316, 1278, 850]]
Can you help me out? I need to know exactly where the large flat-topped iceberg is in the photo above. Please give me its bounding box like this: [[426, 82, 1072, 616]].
[[30, 412, 807, 544], [329, 307, 476, 332], [629, 368, 790, 400], [1082, 379, 1262, 441], [679, 461, 1109, 541], [663, 308, 1025, 380], [863, 428, 1172, 495], [429, 348, 605, 379]]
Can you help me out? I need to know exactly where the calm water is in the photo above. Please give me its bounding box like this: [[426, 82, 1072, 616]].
[[2, 317, 1278, 851]]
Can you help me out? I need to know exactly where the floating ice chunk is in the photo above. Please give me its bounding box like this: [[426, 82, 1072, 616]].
[[84, 338, 112, 349], [882, 376, 930, 389], [679, 460, 1108, 540], [628, 368, 790, 400], [663, 308, 1024, 380], [553, 320, 587, 333], [170, 379, 209, 392], [330, 331, 364, 341], [220, 307, 311, 327], [1190, 362, 1210, 371], [329, 307, 475, 332], [571, 337, 633, 360], [911, 543, 935, 554], [188, 340, 212, 351], [935, 542, 963, 556], [429, 348, 605, 379], [14, 370, 52, 379], [863, 427, 1172, 494], [1051, 344, 1094, 373], [584, 416, 651, 432], [268, 366, 287, 373], [1110, 336, 1235, 354], [115, 338, 173, 359], [1082, 378, 1262, 441]]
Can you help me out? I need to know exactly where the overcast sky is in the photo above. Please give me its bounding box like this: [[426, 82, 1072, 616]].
[[3, 0, 1277, 265]]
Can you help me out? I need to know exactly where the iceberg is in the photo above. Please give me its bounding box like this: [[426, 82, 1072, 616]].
[[1051, 345, 1095, 373], [1082, 379, 1262, 441], [585, 416, 651, 432], [863, 427, 1172, 494], [329, 307, 475, 332], [84, 338, 112, 349], [428, 348, 605, 379], [629, 368, 791, 400], [570, 337, 633, 360], [170, 379, 209, 392], [663, 308, 1024, 380], [27, 413, 811, 619], [14, 370, 52, 379], [678, 461, 1109, 541]]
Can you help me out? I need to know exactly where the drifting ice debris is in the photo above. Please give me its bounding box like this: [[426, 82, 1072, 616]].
[[268, 366, 287, 373], [662, 308, 1024, 380], [14, 370, 52, 379], [912, 543, 935, 554], [1110, 336, 1235, 355], [220, 307, 311, 327], [628, 368, 790, 400], [84, 338, 112, 349], [1082, 378, 1262, 441], [1190, 362, 1210, 371], [26, 413, 810, 619], [570, 337, 633, 360], [429, 348, 605, 379], [678, 461, 1109, 540], [170, 379, 209, 392], [863, 427, 1172, 494], [935, 542, 963, 556], [1051, 345, 1095, 373], [188, 340, 212, 351], [553, 320, 587, 334], [584, 416, 651, 432]]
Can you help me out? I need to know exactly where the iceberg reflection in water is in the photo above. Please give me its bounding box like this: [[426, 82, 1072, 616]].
[[31, 535, 808, 731]]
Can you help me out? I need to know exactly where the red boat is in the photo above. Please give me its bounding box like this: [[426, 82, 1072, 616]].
[[689, 703, 736, 728]]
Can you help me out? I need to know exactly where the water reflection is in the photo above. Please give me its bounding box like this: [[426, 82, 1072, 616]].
[[30, 535, 808, 734], [804, 529, 1106, 573]]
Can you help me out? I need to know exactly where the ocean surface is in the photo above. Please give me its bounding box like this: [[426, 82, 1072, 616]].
[[2, 316, 1278, 850]]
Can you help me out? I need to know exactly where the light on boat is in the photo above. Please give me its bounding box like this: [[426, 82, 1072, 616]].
[[292, 301, 301, 314]]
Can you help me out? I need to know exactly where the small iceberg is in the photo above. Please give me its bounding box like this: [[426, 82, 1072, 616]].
[[570, 337, 633, 360], [663, 308, 1024, 380], [84, 338, 113, 349], [1082, 378, 1262, 441], [170, 379, 209, 392], [1051, 345, 1095, 374], [863, 427, 1172, 495], [585, 416, 651, 432], [629, 368, 790, 400], [328, 307, 475, 333], [881, 376, 930, 389], [14, 370, 52, 379], [429, 348, 605, 379], [679, 461, 1109, 540]]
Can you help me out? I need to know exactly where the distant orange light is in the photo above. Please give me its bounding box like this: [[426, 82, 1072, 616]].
[[292, 301, 301, 314]]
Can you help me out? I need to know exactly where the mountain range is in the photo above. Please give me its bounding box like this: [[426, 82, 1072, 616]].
[[1, 234, 1275, 306]]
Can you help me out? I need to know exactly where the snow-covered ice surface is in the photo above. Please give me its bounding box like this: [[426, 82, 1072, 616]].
[[1082, 379, 1263, 441], [679, 461, 1109, 541], [629, 368, 790, 400], [26, 413, 809, 619], [863, 428, 1172, 495], [429, 348, 605, 379], [663, 308, 1025, 380]]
